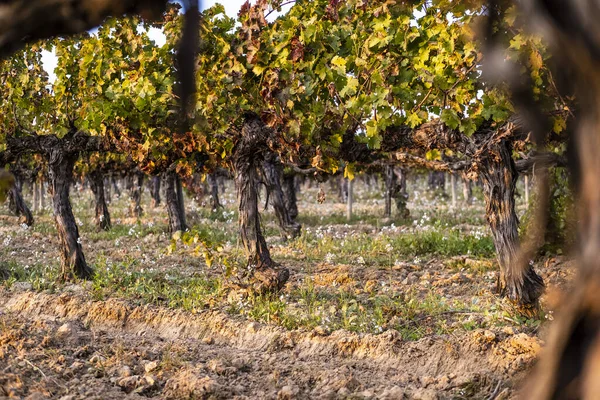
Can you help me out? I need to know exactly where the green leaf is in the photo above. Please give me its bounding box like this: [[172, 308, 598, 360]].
[[339, 76, 359, 97], [441, 109, 460, 130]]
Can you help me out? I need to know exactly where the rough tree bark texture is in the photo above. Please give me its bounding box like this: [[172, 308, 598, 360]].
[[164, 171, 187, 233], [8, 174, 34, 226], [175, 174, 187, 229], [479, 140, 544, 308], [262, 153, 301, 239], [207, 172, 222, 211], [234, 114, 289, 292], [282, 173, 299, 221], [88, 170, 111, 231], [126, 172, 144, 218], [48, 152, 92, 280], [150, 175, 161, 208]]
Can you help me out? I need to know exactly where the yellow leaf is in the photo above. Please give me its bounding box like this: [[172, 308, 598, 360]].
[[529, 50, 543, 71], [344, 164, 355, 180]]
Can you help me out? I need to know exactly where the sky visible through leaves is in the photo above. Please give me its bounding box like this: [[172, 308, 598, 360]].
[[41, 0, 294, 82]]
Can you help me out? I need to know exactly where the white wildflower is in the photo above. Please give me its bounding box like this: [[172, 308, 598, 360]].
[[325, 252, 336, 263]]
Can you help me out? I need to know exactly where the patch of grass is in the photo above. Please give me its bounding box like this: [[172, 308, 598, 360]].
[[286, 228, 495, 266], [91, 257, 225, 310], [0, 260, 60, 291], [31, 220, 56, 235]]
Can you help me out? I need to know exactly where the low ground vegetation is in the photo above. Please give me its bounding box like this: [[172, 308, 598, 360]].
[[0, 177, 573, 398]]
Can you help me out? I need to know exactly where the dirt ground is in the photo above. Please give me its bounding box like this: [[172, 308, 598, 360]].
[[0, 287, 548, 400], [0, 179, 576, 399]]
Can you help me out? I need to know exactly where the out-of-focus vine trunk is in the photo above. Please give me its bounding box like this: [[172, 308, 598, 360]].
[[234, 113, 289, 292], [462, 177, 473, 205], [176, 173, 187, 228], [207, 172, 222, 211], [32, 179, 39, 213], [8, 172, 34, 226], [104, 176, 112, 203], [263, 153, 301, 239], [282, 172, 299, 221], [112, 176, 121, 199], [126, 171, 144, 218], [88, 170, 111, 231], [427, 171, 445, 192], [384, 165, 409, 219], [150, 175, 161, 208], [479, 140, 544, 311], [164, 171, 187, 234], [519, 0, 600, 393]]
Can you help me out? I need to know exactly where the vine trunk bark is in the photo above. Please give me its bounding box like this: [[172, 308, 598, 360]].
[[479, 140, 544, 309], [208, 172, 222, 211], [164, 171, 187, 233], [462, 177, 473, 205], [234, 113, 289, 292], [384, 166, 409, 219], [127, 172, 144, 218], [48, 151, 92, 280], [263, 153, 301, 239], [8, 173, 34, 226], [150, 175, 161, 208], [88, 170, 111, 231], [282, 173, 299, 221]]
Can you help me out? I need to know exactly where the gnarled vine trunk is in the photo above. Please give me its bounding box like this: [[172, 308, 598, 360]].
[[176, 174, 187, 228], [32, 180, 39, 213], [150, 175, 161, 207], [207, 172, 222, 211], [48, 151, 92, 280], [234, 114, 289, 292], [112, 176, 121, 199], [263, 153, 301, 239], [88, 170, 111, 231], [164, 171, 187, 233], [479, 140, 544, 308], [428, 171, 445, 192], [384, 165, 409, 219], [126, 171, 144, 218], [8, 174, 34, 226], [282, 172, 299, 221], [462, 177, 473, 205]]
